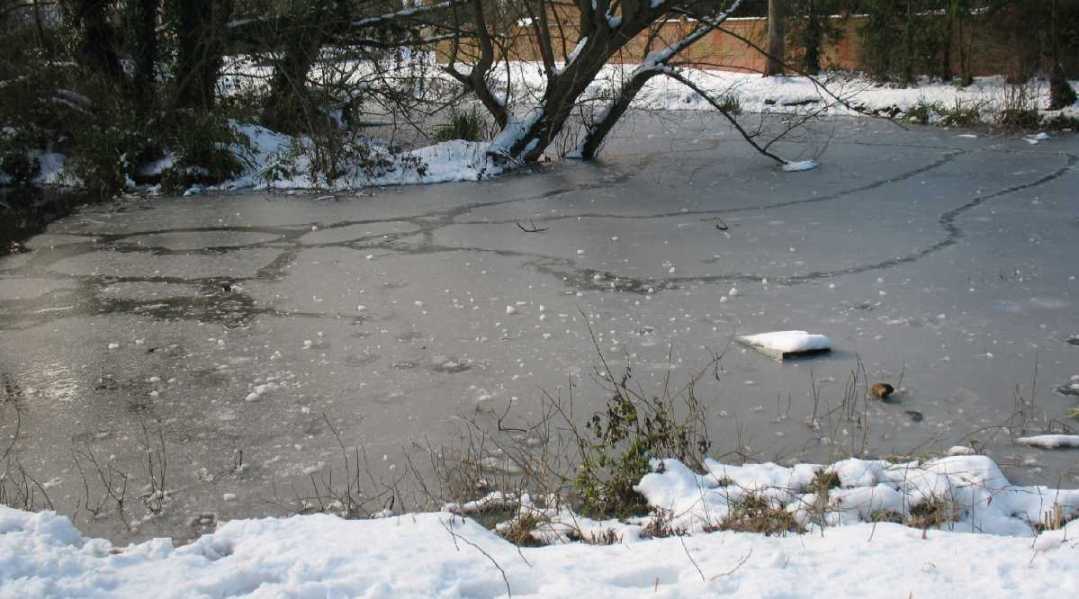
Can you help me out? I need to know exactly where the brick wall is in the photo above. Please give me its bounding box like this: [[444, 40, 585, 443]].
[[438, 12, 1077, 79]]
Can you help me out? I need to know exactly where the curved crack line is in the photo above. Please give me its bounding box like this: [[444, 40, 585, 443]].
[[2, 150, 1071, 328], [523, 152, 1078, 291], [454, 150, 964, 226]]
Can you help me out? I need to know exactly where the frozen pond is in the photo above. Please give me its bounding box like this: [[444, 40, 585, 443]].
[[1, 113, 1078, 543]]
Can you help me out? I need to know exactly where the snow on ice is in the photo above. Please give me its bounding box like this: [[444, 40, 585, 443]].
[[1016, 434, 1079, 449], [782, 160, 818, 172], [737, 330, 832, 360]]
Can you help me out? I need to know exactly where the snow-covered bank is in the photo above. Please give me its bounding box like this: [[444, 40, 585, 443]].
[[621, 69, 1079, 121], [3, 508, 1078, 599], [3, 507, 1077, 599], [3, 454, 1078, 598], [146, 70, 1079, 193], [6, 66, 1076, 194], [491, 61, 1079, 123], [219, 69, 1078, 191], [635, 455, 1079, 537], [218, 124, 503, 192]]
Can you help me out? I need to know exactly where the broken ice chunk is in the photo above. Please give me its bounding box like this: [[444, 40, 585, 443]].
[[1016, 434, 1079, 449], [736, 330, 832, 361], [782, 160, 818, 172]]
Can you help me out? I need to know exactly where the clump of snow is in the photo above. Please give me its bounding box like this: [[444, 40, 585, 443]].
[[487, 109, 543, 159], [33, 152, 73, 186], [737, 330, 832, 360], [1017, 434, 1079, 449], [782, 160, 818, 172], [1024, 132, 1051, 145], [635, 454, 1079, 538], [947, 445, 977, 456]]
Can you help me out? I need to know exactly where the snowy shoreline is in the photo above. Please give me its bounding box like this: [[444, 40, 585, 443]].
[[5, 70, 1076, 195], [3, 453, 1077, 598]]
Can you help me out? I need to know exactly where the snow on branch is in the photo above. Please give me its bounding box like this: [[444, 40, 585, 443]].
[[640, 0, 745, 68]]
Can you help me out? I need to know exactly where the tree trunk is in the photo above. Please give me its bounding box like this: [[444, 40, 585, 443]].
[[803, 0, 821, 74], [173, 0, 233, 111], [261, 2, 345, 133], [489, 34, 617, 162], [578, 68, 662, 159], [128, 0, 160, 114], [764, 0, 785, 76], [75, 0, 124, 83], [901, 0, 913, 86], [262, 37, 323, 132], [483, 2, 746, 163], [1048, 0, 1077, 109]]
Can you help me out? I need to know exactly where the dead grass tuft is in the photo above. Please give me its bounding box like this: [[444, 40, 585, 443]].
[[907, 494, 959, 529], [641, 508, 687, 539], [805, 469, 840, 496], [498, 511, 548, 547], [716, 494, 804, 536]]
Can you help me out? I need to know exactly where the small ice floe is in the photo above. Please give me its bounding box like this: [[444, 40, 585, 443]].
[[1016, 434, 1079, 449], [1024, 132, 1050, 145], [782, 160, 818, 172], [736, 330, 832, 361]]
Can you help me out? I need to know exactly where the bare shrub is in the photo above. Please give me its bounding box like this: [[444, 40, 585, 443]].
[[433, 107, 487, 143], [938, 99, 982, 128], [0, 376, 52, 512], [996, 84, 1041, 130]]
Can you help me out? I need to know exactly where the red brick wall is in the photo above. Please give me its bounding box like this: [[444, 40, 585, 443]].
[[438, 12, 1070, 78]]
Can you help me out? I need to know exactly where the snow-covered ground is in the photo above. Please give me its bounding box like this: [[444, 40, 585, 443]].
[[4, 455, 1078, 598], [624, 69, 1079, 120]]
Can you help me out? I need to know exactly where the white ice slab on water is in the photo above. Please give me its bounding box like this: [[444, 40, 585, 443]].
[[1017, 434, 1079, 449], [782, 159, 818, 172], [737, 330, 832, 360]]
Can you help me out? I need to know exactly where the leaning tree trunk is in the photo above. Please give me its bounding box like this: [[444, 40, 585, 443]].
[[477, 0, 744, 163], [578, 68, 662, 160], [489, 32, 623, 162], [764, 0, 785, 76]]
